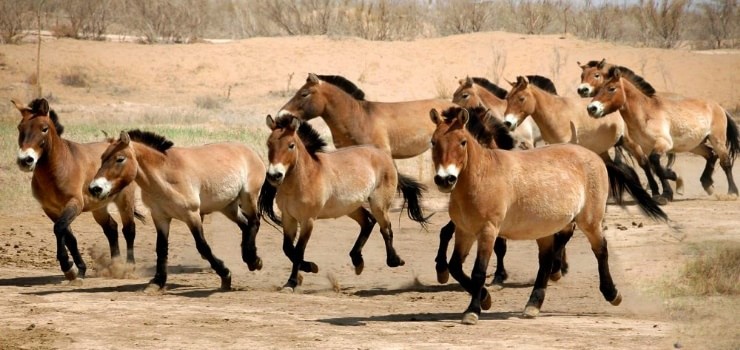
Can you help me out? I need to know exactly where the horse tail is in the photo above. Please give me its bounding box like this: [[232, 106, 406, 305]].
[[258, 180, 282, 226], [133, 209, 147, 223], [605, 161, 668, 222], [397, 173, 430, 227], [725, 110, 740, 160]]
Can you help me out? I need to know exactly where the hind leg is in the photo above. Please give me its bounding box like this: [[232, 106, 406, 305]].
[[490, 237, 508, 287], [115, 191, 138, 265], [222, 201, 262, 271], [435, 221, 455, 284], [369, 208, 404, 268], [46, 206, 86, 280], [283, 218, 319, 291], [449, 226, 495, 325], [691, 144, 718, 195], [523, 235, 556, 318], [620, 136, 663, 197], [550, 223, 575, 281], [347, 208, 377, 275], [185, 214, 231, 290], [578, 219, 621, 306], [649, 151, 676, 203], [92, 209, 121, 261], [148, 216, 171, 290]]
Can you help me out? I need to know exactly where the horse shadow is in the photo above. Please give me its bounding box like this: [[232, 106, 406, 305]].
[[0, 275, 65, 287], [351, 281, 534, 297], [318, 309, 612, 326]]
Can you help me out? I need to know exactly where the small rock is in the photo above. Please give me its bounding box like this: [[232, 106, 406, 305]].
[[638, 223, 643, 228], [632, 221, 637, 226], [674, 341, 682, 349], [26, 323, 35, 331], [13, 244, 19, 249]]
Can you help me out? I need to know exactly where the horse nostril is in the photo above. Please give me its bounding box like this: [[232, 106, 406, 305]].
[[503, 121, 512, 128], [433, 175, 444, 186], [587, 105, 597, 114], [23, 156, 34, 165], [446, 175, 457, 184], [89, 186, 102, 196]]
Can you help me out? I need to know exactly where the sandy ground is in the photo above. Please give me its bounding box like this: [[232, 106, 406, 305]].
[[0, 32, 739, 349]]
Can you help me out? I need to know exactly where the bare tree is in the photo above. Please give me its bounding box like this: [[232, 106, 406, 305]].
[[56, 0, 112, 40], [699, 0, 737, 49], [435, 0, 493, 35], [509, 0, 556, 35], [257, 0, 335, 36], [0, 0, 35, 44], [638, 0, 692, 48]]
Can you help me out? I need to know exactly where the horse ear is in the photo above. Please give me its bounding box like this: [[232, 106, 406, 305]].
[[463, 76, 473, 88], [597, 58, 606, 69], [612, 67, 622, 79], [516, 76, 528, 87], [289, 116, 301, 131], [307, 73, 320, 85], [505, 78, 515, 87], [457, 108, 470, 126], [11, 99, 31, 117], [577, 61, 585, 69], [120, 131, 130, 145], [429, 108, 441, 125], [265, 114, 276, 130]]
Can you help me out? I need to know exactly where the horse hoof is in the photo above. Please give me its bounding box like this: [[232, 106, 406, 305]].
[[387, 257, 405, 268], [69, 278, 84, 287], [354, 262, 364, 275], [675, 177, 684, 195], [523, 305, 540, 318], [655, 196, 669, 206], [436, 270, 450, 284], [704, 185, 715, 196], [248, 257, 263, 271], [610, 292, 623, 306], [481, 291, 492, 311], [549, 271, 562, 282], [281, 286, 295, 293], [144, 283, 164, 294], [461, 312, 479, 325], [309, 262, 319, 274], [490, 283, 504, 291], [220, 273, 232, 291], [63, 266, 78, 281]]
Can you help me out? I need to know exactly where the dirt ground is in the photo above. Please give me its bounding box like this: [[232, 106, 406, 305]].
[[0, 152, 737, 349]]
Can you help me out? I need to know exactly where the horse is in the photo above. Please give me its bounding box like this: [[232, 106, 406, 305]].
[[432, 106, 572, 288], [452, 76, 542, 149], [13, 98, 143, 282], [277, 73, 455, 159], [587, 67, 740, 198], [430, 107, 668, 325], [259, 114, 429, 291], [88, 130, 266, 291]]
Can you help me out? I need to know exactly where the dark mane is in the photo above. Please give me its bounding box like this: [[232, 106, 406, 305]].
[[126, 129, 174, 153], [607, 66, 655, 97], [526, 75, 558, 95], [584, 60, 603, 68], [28, 98, 64, 135], [274, 115, 328, 157], [317, 75, 365, 100], [441, 106, 515, 150], [471, 77, 508, 100]]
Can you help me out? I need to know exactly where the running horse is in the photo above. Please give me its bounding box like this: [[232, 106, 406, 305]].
[[430, 107, 668, 324], [88, 130, 266, 290], [578, 58, 682, 200], [259, 114, 429, 291], [587, 67, 739, 198], [13, 98, 143, 282]]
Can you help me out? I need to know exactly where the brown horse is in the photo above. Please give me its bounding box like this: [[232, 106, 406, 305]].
[[259, 114, 428, 291], [452, 76, 542, 149], [587, 67, 740, 198], [430, 107, 667, 325], [88, 130, 266, 290], [578, 59, 682, 199], [432, 106, 572, 288], [277, 73, 455, 158], [13, 98, 143, 282]]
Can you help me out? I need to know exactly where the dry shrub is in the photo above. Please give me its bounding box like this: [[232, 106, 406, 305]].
[[434, 0, 495, 35], [57, 0, 113, 40], [637, 0, 692, 48], [26, 72, 38, 85], [341, 0, 424, 41], [434, 75, 452, 99], [59, 66, 89, 87], [698, 0, 738, 49], [509, 0, 558, 35], [121, 0, 212, 43], [676, 241, 740, 296], [194, 95, 223, 110], [0, 0, 34, 44]]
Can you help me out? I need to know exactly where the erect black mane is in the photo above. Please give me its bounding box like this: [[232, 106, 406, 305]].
[[440, 106, 515, 151], [28, 98, 64, 135], [607, 66, 656, 97], [126, 129, 174, 153], [525, 75, 559, 95], [274, 115, 328, 157], [317, 75, 366, 100], [471, 77, 508, 100], [584, 60, 603, 67]]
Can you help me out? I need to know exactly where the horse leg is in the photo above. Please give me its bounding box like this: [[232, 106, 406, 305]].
[[92, 209, 121, 261], [222, 201, 262, 271], [186, 215, 231, 290], [373, 211, 404, 268], [580, 222, 621, 306], [284, 219, 319, 291], [550, 222, 575, 281], [48, 206, 85, 280], [490, 237, 508, 287], [523, 235, 556, 318], [435, 221, 455, 284], [347, 208, 376, 275], [620, 136, 662, 197], [689, 144, 718, 195], [148, 217, 171, 290], [451, 227, 494, 325], [115, 193, 137, 265], [648, 151, 675, 203]]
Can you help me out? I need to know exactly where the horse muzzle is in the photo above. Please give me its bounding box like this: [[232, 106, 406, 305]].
[[577, 84, 594, 98], [434, 174, 457, 193], [16, 157, 36, 172], [586, 102, 605, 118], [88, 178, 112, 199], [266, 171, 284, 186]]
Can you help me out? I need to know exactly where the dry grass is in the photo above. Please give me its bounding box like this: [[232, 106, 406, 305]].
[[675, 241, 740, 296], [433, 75, 452, 99], [194, 95, 224, 110], [59, 66, 89, 88]]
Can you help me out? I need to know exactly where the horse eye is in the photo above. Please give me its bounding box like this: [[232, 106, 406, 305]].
[[301, 91, 310, 98], [430, 139, 436, 147], [461, 140, 467, 147], [608, 86, 617, 93], [116, 156, 126, 163], [41, 126, 49, 133], [594, 74, 601, 79], [288, 143, 296, 150], [462, 93, 469, 99], [519, 96, 525, 102]]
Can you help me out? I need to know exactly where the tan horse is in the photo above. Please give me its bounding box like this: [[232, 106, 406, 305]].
[[88, 130, 266, 290], [13, 98, 143, 282], [452, 76, 542, 149], [430, 108, 667, 325], [587, 67, 740, 197], [259, 114, 428, 291], [277, 73, 455, 159], [578, 58, 682, 199]]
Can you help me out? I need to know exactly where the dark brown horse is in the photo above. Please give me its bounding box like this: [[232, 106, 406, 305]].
[[13, 98, 143, 282]]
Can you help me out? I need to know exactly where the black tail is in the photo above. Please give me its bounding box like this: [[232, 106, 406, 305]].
[[725, 111, 740, 160], [606, 161, 668, 222], [134, 209, 146, 223], [397, 173, 429, 228], [258, 179, 281, 226]]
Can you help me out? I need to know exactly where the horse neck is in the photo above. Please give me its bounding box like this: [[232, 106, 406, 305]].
[[528, 87, 574, 143], [282, 146, 321, 191], [455, 137, 496, 193], [130, 142, 169, 193], [320, 86, 368, 146], [34, 132, 75, 183], [617, 80, 652, 129], [477, 87, 507, 117]]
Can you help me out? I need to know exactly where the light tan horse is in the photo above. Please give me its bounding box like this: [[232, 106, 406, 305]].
[[277, 73, 455, 159], [259, 114, 429, 291], [452, 76, 542, 149], [587, 67, 740, 197], [578, 58, 682, 199], [88, 130, 266, 291], [430, 108, 667, 325], [13, 98, 143, 282]]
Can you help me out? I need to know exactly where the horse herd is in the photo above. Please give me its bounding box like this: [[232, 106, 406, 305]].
[[12, 59, 739, 325]]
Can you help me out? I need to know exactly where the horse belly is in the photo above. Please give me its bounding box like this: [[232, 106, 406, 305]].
[[670, 121, 710, 152], [317, 188, 371, 219], [499, 214, 576, 240], [199, 177, 243, 214]]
